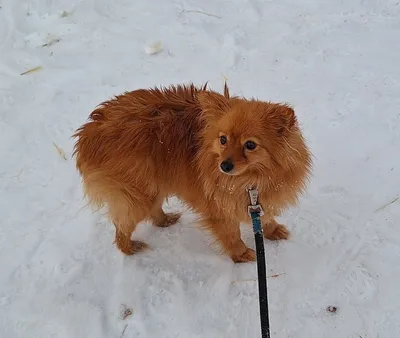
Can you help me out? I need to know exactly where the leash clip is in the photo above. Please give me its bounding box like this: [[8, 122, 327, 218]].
[[247, 188, 264, 217]]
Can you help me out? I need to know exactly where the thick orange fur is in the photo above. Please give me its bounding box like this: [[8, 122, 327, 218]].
[[73, 83, 312, 262]]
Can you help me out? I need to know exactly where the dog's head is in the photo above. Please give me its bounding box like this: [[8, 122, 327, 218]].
[[198, 88, 305, 177]]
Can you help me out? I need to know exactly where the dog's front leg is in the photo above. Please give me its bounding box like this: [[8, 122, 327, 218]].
[[203, 217, 256, 263], [262, 218, 290, 240]]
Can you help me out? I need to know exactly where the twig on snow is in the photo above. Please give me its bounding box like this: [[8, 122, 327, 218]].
[[53, 142, 68, 161], [231, 273, 286, 285], [375, 196, 399, 212], [180, 9, 222, 19], [268, 273, 286, 278], [120, 324, 128, 338], [20, 66, 42, 75]]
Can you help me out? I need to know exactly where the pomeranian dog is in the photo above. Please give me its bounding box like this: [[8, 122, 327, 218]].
[[73, 83, 311, 262]]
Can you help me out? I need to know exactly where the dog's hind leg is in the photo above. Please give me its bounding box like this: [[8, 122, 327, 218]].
[[108, 190, 150, 255], [150, 195, 181, 228], [81, 171, 153, 255]]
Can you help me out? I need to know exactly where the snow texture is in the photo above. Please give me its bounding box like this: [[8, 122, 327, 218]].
[[1, 0, 400, 337]]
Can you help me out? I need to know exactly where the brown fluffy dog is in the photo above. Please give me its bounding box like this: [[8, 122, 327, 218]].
[[73, 84, 311, 262]]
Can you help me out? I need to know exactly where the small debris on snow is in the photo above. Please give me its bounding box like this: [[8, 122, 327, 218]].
[[122, 308, 133, 320], [145, 42, 163, 55], [60, 10, 73, 18], [326, 306, 338, 313], [20, 66, 42, 75], [42, 38, 61, 48], [268, 273, 286, 278], [10, 167, 25, 181]]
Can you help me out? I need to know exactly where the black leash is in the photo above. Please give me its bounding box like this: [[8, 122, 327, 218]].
[[248, 189, 270, 338]]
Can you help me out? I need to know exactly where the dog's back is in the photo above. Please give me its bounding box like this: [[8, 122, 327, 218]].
[[73, 84, 207, 254], [74, 84, 205, 171]]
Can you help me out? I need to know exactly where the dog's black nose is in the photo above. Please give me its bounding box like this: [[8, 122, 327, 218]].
[[220, 160, 234, 173]]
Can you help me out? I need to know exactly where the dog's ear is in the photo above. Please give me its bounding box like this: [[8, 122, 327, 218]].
[[223, 81, 230, 99], [273, 104, 297, 136], [197, 91, 230, 121]]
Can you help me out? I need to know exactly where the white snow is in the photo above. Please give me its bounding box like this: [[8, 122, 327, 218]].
[[1, 0, 400, 337]]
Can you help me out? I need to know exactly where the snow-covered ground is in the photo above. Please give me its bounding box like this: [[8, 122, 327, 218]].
[[1, 0, 400, 337]]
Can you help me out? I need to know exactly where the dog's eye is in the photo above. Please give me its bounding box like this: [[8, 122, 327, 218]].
[[220, 135, 227, 145], [244, 141, 257, 150]]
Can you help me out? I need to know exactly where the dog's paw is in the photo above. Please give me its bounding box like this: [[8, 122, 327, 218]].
[[118, 240, 149, 255], [155, 212, 181, 228], [264, 223, 290, 240], [231, 247, 256, 263]]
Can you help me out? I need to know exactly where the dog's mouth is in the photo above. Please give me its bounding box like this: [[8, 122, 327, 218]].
[[219, 168, 237, 176]]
